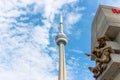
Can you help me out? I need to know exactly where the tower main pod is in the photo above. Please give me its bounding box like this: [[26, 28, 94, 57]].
[[55, 16, 68, 80], [91, 5, 120, 80]]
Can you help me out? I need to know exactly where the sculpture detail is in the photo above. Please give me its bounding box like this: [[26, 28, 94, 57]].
[[86, 35, 115, 78]]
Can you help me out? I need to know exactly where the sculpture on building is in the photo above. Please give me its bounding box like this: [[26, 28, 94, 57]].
[[86, 35, 115, 78], [86, 47, 101, 58]]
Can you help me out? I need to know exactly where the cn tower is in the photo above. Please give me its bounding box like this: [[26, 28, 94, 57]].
[[55, 15, 68, 80]]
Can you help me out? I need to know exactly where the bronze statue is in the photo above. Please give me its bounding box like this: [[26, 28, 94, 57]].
[[85, 47, 102, 58], [95, 46, 115, 63], [86, 35, 115, 78], [89, 67, 100, 78], [97, 35, 108, 49]]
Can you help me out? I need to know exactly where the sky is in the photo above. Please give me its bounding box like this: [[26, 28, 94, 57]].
[[0, 0, 120, 80]]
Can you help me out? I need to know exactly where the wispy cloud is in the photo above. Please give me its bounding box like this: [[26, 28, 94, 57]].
[[64, 7, 85, 34], [0, 0, 84, 80]]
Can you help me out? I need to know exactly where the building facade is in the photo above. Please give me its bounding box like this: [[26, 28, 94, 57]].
[[90, 5, 120, 80]]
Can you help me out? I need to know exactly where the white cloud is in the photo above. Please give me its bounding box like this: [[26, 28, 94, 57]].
[[71, 49, 84, 54], [49, 47, 57, 52], [0, 0, 83, 80], [64, 7, 85, 34], [64, 13, 82, 34], [67, 13, 82, 25], [31, 26, 49, 46]]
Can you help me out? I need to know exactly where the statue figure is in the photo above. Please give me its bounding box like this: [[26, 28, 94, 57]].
[[86, 35, 115, 78], [86, 47, 102, 58], [95, 46, 115, 63], [88, 63, 102, 78], [97, 35, 108, 49], [88, 62, 108, 78]]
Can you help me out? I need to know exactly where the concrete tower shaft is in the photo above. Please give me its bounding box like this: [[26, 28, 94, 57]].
[[55, 15, 68, 80]]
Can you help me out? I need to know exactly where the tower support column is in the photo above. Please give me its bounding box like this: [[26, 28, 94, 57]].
[[59, 42, 66, 80], [55, 15, 68, 80]]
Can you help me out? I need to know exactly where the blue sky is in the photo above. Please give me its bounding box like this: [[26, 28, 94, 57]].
[[0, 0, 120, 80]]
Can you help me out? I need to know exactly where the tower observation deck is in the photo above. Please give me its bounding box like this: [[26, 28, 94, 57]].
[[55, 15, 68, 80]]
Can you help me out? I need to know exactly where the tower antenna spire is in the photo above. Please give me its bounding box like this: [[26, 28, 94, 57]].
[[60, 14, 63, 33], [60, 14, 63, 23]]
